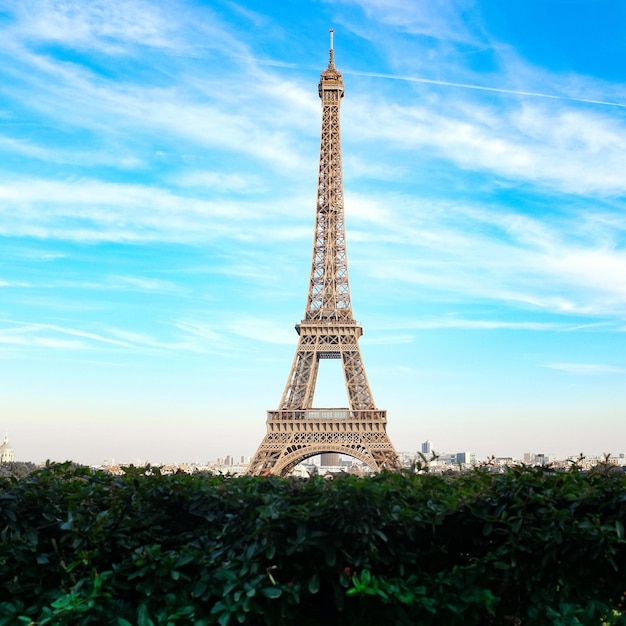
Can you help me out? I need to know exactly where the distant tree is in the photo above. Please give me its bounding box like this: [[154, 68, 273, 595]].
[[589, 453, 624, 477], [0, 461, 38, 479], [191, 469, 216, 477]]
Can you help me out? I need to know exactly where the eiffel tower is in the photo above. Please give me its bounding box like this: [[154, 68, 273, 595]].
[[247, 31, 401, 477]]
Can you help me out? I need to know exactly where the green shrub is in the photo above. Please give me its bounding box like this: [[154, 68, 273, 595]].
[[0, 463, 624, 625]]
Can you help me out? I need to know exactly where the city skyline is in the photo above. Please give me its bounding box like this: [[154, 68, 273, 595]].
[[1, 1, 625, 466]]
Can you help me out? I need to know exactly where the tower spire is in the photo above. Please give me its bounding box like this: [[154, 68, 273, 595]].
[[247, 33, 400, 477]]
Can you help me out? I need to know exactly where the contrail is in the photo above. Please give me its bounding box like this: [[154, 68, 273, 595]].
[[253, 57, 626, 109], [345, 69, 626, 109]]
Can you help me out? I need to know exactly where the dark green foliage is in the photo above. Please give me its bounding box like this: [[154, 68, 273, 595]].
[[0, 462, 625, 625]]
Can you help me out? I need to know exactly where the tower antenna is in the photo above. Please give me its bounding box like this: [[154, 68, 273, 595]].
[[329, 29, 335, 67]]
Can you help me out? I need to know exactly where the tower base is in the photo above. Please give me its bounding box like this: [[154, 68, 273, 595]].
[[247, 409, 402, 476]]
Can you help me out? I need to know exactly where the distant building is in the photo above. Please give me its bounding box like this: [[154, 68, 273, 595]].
[[320, 453, 340, 467], [523, 452, 551, 465], [0, 434, 15, 462], [421, 440, 432, 455], [494, 457, 516, 466], [430, 451, 477, 467], [454, 452, 473, 465]]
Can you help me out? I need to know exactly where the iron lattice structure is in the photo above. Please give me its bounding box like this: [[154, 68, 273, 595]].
[[247, 33, 400, 476]]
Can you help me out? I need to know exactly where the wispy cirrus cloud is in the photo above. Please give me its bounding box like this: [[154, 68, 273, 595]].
[[106, 276, 183, 294], [0, 318, 236, 355], [0, 6, 317, 183], [346, 96, 626, 196], [227, 315, 297, 345], [389, 318, 566, 331], [106, 323, 226, 354], [340, 0, 479, 45], [333, 3, 626, 199], [171, 171, 267, 193], [0, 136, 143, 169], [0, 177, 256, 241], [543, 362, 626, 376], [173, 320, 222, 343], [4, 0, 212, 54], [0, 321, 132, 349], [346, 191, 626, 319]]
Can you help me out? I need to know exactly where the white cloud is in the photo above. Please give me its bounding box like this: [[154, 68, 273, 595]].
[[347, 95, 626, 196], [227, 315, 297, 345], [0, 5, 318, 179], [174, 320, 221, 342], [400, 318, 564, 331], [107, 276, 183, 294], [0, 317, 241, 355], [0, 177, 251, 240], [340, 0, 479, 44], [0, 321, 129, 349], [6, 0, 198, 54], [0, 174, 319, 245], [173, 171, 265, 193], [345, 192, 626, 319], [35, 337, 87, 349], [0, 136, 143, 169], [544, 362, 626, 376]]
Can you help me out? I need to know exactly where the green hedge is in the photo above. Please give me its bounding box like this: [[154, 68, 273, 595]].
[[0, 463, 625, 625]]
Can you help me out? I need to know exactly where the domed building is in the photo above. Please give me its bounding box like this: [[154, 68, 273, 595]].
[[0, 433, 15, 462]]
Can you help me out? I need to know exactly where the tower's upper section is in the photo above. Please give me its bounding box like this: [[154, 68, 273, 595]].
[[318, 29, 344, 102], [303, 30, 353, 324]]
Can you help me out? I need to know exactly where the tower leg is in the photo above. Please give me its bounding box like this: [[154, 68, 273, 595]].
[[280, 345, 319, 409]]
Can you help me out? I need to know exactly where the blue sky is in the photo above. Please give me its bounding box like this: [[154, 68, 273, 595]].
[[1, 0, 625, 466]]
